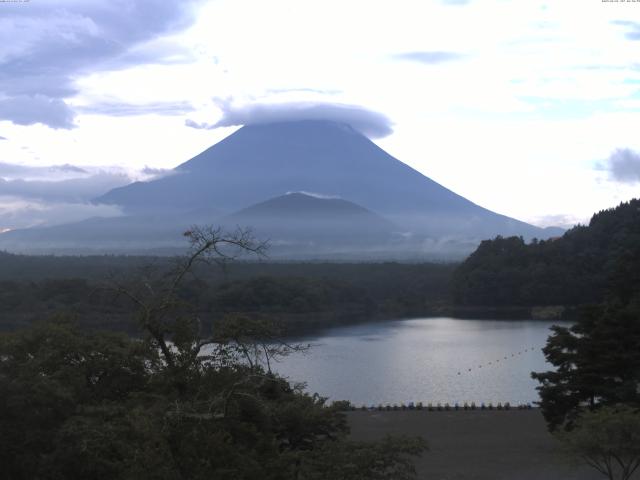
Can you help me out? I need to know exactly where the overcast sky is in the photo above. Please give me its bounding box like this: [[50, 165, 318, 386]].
[[1, 0, 639, 230]]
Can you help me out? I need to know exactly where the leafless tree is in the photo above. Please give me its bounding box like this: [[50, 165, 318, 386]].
[[108, 226, 268, 369]]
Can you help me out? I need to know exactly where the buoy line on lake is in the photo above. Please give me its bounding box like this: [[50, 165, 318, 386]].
[[454, 345, 540, 377]]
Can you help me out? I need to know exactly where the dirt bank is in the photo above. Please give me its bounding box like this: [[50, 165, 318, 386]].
[[348, 409, 629, 480]]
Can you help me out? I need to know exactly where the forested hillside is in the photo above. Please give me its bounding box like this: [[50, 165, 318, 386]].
[[0, 255, 454, 334], [453, 199, 640, 307]]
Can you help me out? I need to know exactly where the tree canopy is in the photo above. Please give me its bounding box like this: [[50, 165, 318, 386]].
[[0, 227, 427, 480], [530, 200, 640, 431], [453, 199, 640, 308], [557, 405, 640, 480], [531, 301, 640, 430]]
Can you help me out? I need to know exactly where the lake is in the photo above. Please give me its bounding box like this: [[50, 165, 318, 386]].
[[271, 317, 565, 406]]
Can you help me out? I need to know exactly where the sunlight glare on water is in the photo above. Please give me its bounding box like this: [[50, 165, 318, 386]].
[[272, 317, 564, 406]]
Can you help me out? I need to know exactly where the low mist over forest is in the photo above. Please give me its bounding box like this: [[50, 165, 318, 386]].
[[2, 198, 638, 336]]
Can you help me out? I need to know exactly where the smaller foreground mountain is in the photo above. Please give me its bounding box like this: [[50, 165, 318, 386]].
[[219, 192, 397, 257], [231, 192, 389, 220], [0, 193, 403, 258]]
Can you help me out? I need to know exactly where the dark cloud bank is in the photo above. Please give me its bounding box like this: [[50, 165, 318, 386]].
[[0, 96, 76, 129], [186, 101, 394, 139], [0, 161, 177, 228], [0, 0, 203, 129], [601, 148, 640, 184]]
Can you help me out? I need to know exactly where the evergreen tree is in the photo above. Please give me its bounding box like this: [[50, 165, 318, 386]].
[[532, 302, 640, 430]]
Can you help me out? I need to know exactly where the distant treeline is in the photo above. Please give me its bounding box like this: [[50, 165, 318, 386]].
[[0, 252, 161, 281], [5, 198, 637, 331], [453, 199, 640, 308], [0, 255, 455, 334]]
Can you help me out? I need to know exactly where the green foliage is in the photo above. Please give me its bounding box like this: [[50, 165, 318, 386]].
[[0, 320, 159, 480], [531, 203, 640, 430], [0, 228, 427, 479], [453, 199, 640, 308], [0, 318, 426, 480], [212, 276, 372, 314], [557, 405, 640, 480], [532, 301, 640, 431], [299, 435, 428, 480], [0, 261, 454, 335]]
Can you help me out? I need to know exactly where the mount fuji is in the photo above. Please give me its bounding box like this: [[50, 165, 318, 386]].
[[0, 120, 561, 258]]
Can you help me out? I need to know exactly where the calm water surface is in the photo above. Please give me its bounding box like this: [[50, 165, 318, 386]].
[[271, 317, 565, 406]]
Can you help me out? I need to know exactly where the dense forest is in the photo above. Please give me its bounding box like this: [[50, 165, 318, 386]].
[[452, 199, 640, 309], [0, 229, 427, 480], [2, 199, 639, 335], [0, 253, 454, 335], [527, 202, 640, 453]]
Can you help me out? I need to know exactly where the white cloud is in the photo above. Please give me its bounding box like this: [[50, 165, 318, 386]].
[[139, 166, 177, 180], [0, 161, 160, 228], [0, 161, 182, 203], [286, 191, 341, 200], [0, 196, 122, 230], [75, 100, 194, 117], [0, 162, 88, 181], [0, 172, 131, 203], [526, 213, 586, 229], [186, 99, 394, 138], [1, 0, 639, 227]]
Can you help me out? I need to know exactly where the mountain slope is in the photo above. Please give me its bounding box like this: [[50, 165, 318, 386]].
[[96, 120, 548, 240], [1, 120, 561, 257]]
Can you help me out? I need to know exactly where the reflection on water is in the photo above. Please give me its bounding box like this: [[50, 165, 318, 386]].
[[272, 317, 565, 405]]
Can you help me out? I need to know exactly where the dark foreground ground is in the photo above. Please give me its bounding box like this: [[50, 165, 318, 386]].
[[348, 409, 633, 480]]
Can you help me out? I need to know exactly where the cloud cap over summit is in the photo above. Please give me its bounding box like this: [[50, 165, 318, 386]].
[[186, 100, 394, 139]]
